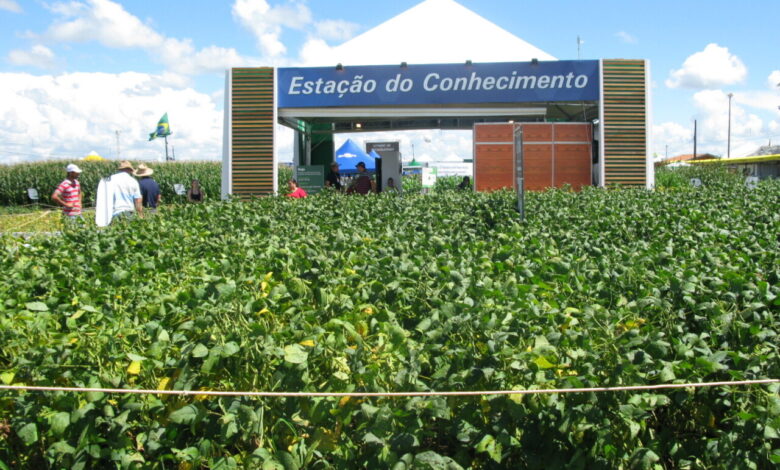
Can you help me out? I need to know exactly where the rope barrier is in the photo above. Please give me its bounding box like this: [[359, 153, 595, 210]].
[[1, 379, 777, 398]]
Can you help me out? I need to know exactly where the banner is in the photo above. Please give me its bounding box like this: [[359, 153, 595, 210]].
[[278, 60, 599, 108], [296, 165, 324, 195]]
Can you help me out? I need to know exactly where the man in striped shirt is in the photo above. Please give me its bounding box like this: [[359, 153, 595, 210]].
[[52, 163, 83, 219]]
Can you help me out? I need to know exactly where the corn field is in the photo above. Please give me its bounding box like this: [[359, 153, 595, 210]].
[[0, 161, 221, 207]]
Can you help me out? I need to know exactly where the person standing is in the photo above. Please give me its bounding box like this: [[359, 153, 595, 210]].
[[286, 179, 308, 198], [325, 161, 343, 190], [136, 164, 161, 212], [457, 176, 471, 191], [346, 162, 375, 194], [52, 163, 83, 220], [187, 179, 205, 203], [111, 160, 143, 219]]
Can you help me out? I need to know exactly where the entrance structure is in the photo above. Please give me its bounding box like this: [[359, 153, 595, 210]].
[[221, 58, 651, 197]]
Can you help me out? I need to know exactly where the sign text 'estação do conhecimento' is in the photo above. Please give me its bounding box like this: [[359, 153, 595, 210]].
[[277, 60, 599, 107]]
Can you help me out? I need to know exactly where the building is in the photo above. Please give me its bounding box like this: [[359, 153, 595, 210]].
[[655, 153, 718, 168], [222, 0, 652, 197]]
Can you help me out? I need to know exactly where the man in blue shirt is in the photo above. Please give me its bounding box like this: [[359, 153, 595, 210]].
[[136, 164, 161, 211]]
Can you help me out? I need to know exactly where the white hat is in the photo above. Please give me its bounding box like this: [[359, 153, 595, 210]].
[[66, 163, 82, 173]]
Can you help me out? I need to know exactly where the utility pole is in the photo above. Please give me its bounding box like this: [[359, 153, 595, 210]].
[[115, 130, 121, 159], [665, 144, 668, 160], [577, 36, 583, 59], [693, 120, 697, 159]]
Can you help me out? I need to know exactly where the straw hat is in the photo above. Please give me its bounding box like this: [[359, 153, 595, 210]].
[[135, 163, 154, 177], [118, 160, 135, 171]]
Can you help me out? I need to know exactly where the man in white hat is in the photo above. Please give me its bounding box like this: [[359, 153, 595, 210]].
[[111, 160, 143, 219], [52, 163, 83, 220], [135, 163, 161, 211]]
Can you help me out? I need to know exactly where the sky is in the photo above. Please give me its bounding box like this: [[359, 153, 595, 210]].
[[1, 0, 779, 165]]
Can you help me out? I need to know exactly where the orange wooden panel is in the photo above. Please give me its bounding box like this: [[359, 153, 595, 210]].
[[522, 144, 553, 191], [554, 144, 592, 190], [475, 124, 513, 143], [554, 124, 592, 143], [522, 123, 553, 142], [475, 144, 513, 191]]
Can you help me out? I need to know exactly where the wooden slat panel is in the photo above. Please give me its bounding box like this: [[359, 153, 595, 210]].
[[231, 67, 274, 196], [602, 60, 647, 185]]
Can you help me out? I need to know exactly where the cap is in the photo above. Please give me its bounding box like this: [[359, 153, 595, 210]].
[[66, 163, 82, 173], [356, 161, 366, 168]]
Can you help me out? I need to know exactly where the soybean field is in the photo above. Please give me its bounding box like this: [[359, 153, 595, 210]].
[[1, 176, 779, 468]]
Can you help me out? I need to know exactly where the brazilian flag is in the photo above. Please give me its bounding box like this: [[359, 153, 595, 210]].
[[149, 113, 171, 141]]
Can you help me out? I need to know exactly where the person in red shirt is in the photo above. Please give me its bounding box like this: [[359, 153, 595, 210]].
[[52, 163, 83, 220], [287, 179, 307, 198]]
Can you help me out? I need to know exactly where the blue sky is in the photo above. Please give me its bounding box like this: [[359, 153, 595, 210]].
[[1, 0, 779, 164]]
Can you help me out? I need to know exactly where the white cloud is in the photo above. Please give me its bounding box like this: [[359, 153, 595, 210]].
[[0, 0, 21, 12], [46, 0, 162, 48], [232, 0, 359, 63], [315, 20, 361, 42], [232, 0, 311, 58], [654, 88, 770, 158], [298, 38, 333, 66], [615, 31, 637, 44], [666, 43, 747, 89], [0, 71, 223, 162], [653, 121, 691, 159], [768, 70, 780, 89], [39, 0, 255, 75], [693, 90, 762, 143], [7, 45, 56, 69]]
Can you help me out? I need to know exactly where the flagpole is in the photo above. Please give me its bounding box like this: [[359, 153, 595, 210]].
[[164, 135, 170, 161]]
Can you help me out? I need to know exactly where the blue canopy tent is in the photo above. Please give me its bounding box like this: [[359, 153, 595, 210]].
[[336, 139, 376, 174]]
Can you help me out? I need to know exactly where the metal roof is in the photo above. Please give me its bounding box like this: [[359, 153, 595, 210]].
[[691, 154, 780, 164]]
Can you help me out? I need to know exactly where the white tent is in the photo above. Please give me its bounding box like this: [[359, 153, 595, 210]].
[[309, 0, 556, 67]]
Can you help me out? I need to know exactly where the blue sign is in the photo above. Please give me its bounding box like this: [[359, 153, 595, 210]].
[[277, 60, 599, 108]]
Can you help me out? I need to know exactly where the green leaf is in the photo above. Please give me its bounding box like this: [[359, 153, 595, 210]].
[[18, 423, 38, 445], [25, 302, 48, 312], [192, 344, 209, 358], [50, 411, 71, 436], [169, 404, 199, 425], [413, 450, 465, 469], [262, 461, 285, 470], [475, 434, 502, 463], [48, 441, 76, 455], [0, 371, 14, 385], [533, 355, 556, 369], [283, 344, 308, 364], [222, 342, 240, 357]]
